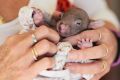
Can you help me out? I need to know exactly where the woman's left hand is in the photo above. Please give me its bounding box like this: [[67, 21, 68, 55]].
[[63, 23, 118, 80]]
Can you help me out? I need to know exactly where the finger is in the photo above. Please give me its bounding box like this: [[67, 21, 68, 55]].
[[65, 60, 108, 74], [19, 25, 60, 49], [18, 39, 57, 66], [91, 66, 110, 80], [27, 57, 55, 79], [35, 26, 60, 43], [67, 44, 108, 61], [5, 26, 59, 59], [63, 28, 104, 45]]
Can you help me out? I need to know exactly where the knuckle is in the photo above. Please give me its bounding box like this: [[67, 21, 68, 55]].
[[43, 57, 52, 67], [35, 39, 51, 52], [37, 25, 50, 35], [54, 33, 60, 43], [42, 39, 49, 43], [43, 27, 50, 35], [42, 39, 50, 48], [37, 39, 51, 51]]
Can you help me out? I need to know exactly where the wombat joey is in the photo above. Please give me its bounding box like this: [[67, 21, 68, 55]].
[[55, 7, 104, 48], [56, 7, 90, 37]]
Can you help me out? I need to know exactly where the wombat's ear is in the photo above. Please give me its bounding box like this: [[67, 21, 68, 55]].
[[53, 11, 62, 17], [88, 19, 105, 29], [52, 11, 64, 20], [60, 13, 64, 19]]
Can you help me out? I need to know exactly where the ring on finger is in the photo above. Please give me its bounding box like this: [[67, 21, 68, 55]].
[[101, 61, 107, 72], [102, 44, 109, 57], [32, 48, 38, 60], [32, 34, 37, 44]]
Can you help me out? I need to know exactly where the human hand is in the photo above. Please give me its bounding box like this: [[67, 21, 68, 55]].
[[63, 23, 118, 80], [0, 26, 60, 80]]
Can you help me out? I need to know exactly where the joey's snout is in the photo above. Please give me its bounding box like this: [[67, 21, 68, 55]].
[[57, 21, 71, 37]]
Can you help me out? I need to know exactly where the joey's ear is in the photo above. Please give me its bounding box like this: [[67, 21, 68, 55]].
[[53, 11, 63, 17], [52, 12, 64, 22], [48, 12, 63, 28], [56, 12, 64, 20], [88, 19, 105, 29]]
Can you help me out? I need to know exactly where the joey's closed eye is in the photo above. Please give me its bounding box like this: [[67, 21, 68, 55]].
[[75, 19, 82, 26]]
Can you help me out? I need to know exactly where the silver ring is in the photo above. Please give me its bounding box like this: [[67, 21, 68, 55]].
[[32, 34, 37, 43], [32, 48, 38, 60]]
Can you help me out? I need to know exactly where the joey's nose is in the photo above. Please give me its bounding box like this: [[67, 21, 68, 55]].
[[58, 22, 69, 34], [57, 21, 70, 37]]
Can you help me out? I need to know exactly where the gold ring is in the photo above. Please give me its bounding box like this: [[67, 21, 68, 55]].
[[101, 61, 107, 72], [102, 44, 109, 57], [0, 16, 4, 24], [32, 48, 38, 60], [32, 34, 37, 44]]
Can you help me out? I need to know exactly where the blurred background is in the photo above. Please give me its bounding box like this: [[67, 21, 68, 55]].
[[107, 0, 120, 20]]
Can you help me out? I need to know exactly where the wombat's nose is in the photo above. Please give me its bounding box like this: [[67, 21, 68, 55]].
[[59, 24, 67, 33], [57, 21, 70, 37]]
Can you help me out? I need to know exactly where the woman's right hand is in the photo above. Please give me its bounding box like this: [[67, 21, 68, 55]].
[[0, 25, 60, 80]]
